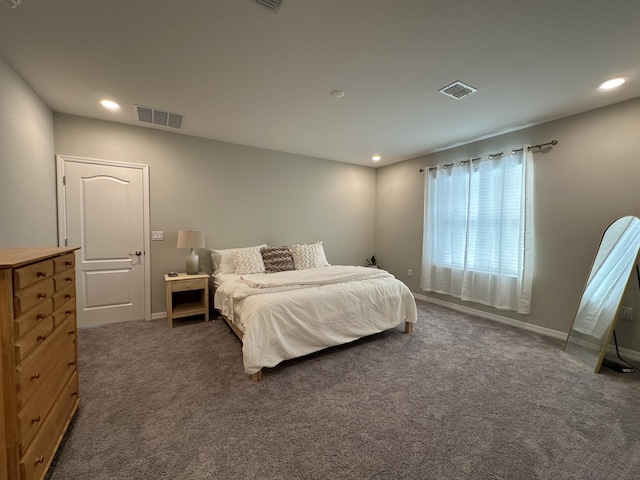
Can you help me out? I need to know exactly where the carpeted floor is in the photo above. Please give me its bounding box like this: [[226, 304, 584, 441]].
[[48, 300, 640, 480]]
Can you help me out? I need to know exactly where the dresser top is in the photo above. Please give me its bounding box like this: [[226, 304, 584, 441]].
[[0, 247, 79, 268]]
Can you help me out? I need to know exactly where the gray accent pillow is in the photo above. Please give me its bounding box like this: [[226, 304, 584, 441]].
[[260, 246, 295, 273]]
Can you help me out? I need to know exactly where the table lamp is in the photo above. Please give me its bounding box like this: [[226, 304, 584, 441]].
[[177, 230, 205, 274]]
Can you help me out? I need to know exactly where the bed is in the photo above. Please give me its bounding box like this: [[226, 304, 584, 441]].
[[210, 243, 418, 381]]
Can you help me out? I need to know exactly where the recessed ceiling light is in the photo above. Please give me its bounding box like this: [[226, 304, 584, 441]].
[[330, 90, 345, 98], [372, 155, 381, 162], [598, 77, 626, 90], [100, 99, 120, 111]]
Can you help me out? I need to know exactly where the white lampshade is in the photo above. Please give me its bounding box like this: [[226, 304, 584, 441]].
[[176, 230, 205, 249], [177, 230, 205, 274]]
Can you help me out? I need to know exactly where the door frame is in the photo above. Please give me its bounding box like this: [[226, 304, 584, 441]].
[[56, 154, 151, 321]]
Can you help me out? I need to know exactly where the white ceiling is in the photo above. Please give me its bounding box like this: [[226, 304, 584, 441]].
[[1, 0, 639, 167]]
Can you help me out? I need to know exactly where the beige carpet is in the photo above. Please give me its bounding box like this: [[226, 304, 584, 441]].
[[48, 300, 640, 479]]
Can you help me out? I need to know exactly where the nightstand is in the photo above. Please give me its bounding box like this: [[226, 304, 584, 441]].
[[164, 272, 209, 327]]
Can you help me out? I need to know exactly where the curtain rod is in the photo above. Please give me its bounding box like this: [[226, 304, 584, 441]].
[[419, 139, 558, 172]]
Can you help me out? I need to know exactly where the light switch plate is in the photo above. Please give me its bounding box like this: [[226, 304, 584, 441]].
[[152, 231, 164, 241]]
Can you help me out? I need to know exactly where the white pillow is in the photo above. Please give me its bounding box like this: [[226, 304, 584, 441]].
[[211, 244, 267, 274], [232, 247, 266, 274], [291, 242, 330, 270]]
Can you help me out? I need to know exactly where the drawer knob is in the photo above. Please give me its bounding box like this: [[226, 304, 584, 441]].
[[65, 294, 72, 300], [36, 334, 47, 341], [65, 277, 73, 282], [31, 415, 41, 424], [65, 261, 73, 266], [35, 455, 44, 465], [37, 292, 47, 299], [68, 330, 76, 335], [71, 391, 78, 397], [65, 310, 73, 315], [68, 361, 76, 366], [36, 314, 46, 320], [36, 271, 47, 278], [30, 372, 40, 380]]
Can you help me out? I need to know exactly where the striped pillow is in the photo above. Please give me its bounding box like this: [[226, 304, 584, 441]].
[[260, 246, 295, 273]]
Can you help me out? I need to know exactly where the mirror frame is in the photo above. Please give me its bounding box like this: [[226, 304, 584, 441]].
[[564, 216, 640, 372]]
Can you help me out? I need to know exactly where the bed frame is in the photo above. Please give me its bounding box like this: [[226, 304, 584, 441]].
[[220, 312, 413, 382]]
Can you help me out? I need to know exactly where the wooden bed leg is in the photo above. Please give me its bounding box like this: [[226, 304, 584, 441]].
[[405, 322, 413, 334], [250, 370, 263, 382]]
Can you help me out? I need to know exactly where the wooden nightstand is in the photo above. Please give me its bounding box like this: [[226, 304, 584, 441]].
[[164, 273, 209, 328]]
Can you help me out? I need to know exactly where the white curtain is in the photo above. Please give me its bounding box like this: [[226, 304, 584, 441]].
[[420, 147, 534, 313]]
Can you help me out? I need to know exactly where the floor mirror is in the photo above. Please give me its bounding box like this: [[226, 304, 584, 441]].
[[564, 216, 640, 372]]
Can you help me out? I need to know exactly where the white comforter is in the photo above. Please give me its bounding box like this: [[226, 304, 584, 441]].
[[214, 266, 417, 375]]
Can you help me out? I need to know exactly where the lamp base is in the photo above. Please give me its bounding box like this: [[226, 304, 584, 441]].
[[185, 249, 200, 275]]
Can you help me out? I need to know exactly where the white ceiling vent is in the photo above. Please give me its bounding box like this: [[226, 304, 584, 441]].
[[438, 81, 477, 100], [256, 0, 283, 11], [135, 105, 184, 129]]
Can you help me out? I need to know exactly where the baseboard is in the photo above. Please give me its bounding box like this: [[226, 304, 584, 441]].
[[413, 293, 567, 340], [151, 311, 167, 321], [413, 293, 640, 364]]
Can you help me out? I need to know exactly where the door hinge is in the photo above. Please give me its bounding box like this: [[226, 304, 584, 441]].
[[62, 175, 66, 186], [64, 238, 68, 247]]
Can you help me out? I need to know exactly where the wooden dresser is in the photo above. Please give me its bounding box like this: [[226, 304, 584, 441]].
[[0, 247, 80, 480]]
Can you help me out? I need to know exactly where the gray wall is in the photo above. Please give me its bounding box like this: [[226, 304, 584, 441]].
[[376, 97, 640, 350], [0, 56, 57, 247], [53, 114, 376, 315]]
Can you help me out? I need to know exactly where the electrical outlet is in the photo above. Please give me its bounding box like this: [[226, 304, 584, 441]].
[[152, 231, 164, 241], [620, 307, 633, 320], [408, 269, 413, 277]]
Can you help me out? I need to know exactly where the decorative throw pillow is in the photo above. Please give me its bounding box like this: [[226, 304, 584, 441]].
[[211, 244, 267, 273], [291, 242, 330, 270], [232, 247, 266, 275], [260, 246, 295, 273]]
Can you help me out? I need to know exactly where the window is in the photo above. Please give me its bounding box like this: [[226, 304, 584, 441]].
[[421, 148, 534, 313]]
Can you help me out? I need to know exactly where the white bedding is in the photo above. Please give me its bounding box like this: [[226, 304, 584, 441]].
[[213, 266, 417, 375]]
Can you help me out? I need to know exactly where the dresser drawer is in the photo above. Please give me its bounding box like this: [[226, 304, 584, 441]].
[[172, 278, 206, 292], [15, 317, 77, 408], [13, 259, 54, 292], [52, 270, 75, 292], [19, 371, 79, 480], [14, 317, 55, 364], [52, 285, 75, 310], [18, 348, 76, 452], [14, 299, 53, 340], [52, 300, 75, 328], [53, 252, 75, 273], [13, 279, 55, 319]]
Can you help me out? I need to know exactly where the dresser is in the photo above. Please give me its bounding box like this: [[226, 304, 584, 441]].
[[0, 247, 80, 480]]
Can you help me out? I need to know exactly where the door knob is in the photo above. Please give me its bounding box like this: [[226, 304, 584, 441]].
[[129, 251, 142, 256]]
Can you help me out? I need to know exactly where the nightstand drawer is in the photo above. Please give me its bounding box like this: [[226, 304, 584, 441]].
[[172, 278, 205, 292]]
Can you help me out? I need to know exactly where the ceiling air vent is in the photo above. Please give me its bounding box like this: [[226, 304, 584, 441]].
[[135, 105, 184, 129], [438, 81, 477, 100], [256, 0, 283, 11]]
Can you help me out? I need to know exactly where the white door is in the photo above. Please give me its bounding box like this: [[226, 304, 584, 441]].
[[57, 155, 150, 328]]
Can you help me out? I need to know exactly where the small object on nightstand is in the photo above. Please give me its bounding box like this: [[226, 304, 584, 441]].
[[167, 272, 178, 277], [164, 272, 209, 327]]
